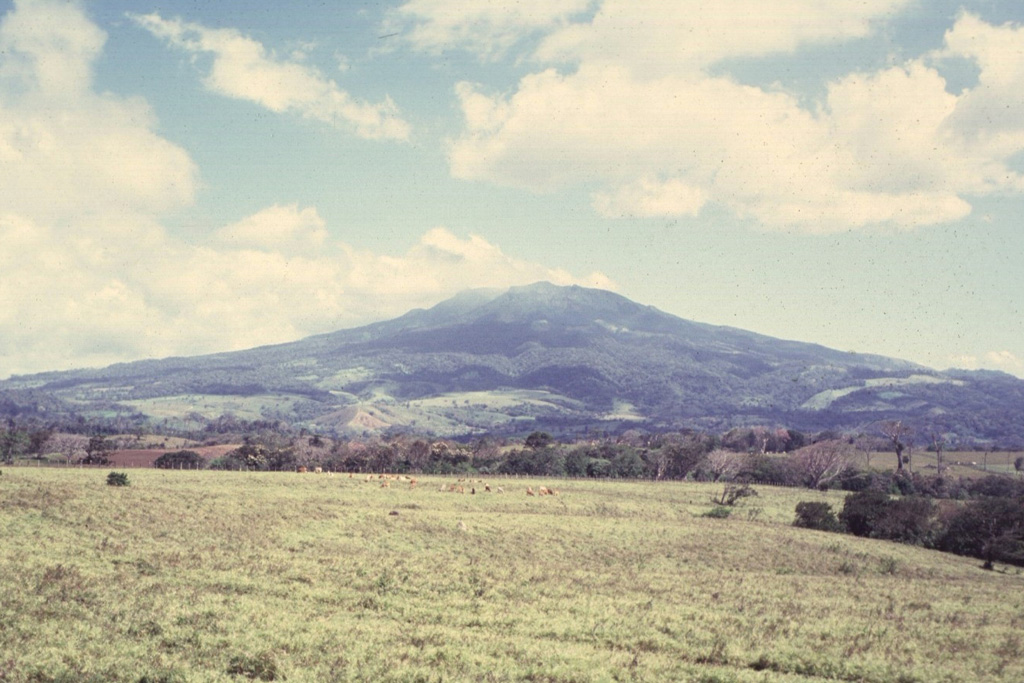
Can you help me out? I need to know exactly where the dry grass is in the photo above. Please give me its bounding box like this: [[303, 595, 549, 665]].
[[1, 468, 1022, 682]]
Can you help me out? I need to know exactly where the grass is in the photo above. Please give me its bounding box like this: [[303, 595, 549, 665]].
[[1, 470, 1023, 682]]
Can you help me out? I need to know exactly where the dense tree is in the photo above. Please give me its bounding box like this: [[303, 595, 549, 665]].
[[81, 436, 111, 465], [939, 497, 1024, 569], [154, 450, 205, 470], [524, 431, 553, 450], [0, 424, 29, 463]]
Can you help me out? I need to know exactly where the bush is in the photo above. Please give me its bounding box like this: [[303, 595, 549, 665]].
[[871, 496, 936, 546], [966, 476, 1024, 499], [938, 497, 1024, 568], [106, 471, 130, 487], [839, 490, 890, 537], [702, 506, 732, 519], [839, 490, 936, 545], [153, 450, 205, 470], [794, 501, 842, 532], [711, 484, 758, 506], [738, 454, 798, 486]]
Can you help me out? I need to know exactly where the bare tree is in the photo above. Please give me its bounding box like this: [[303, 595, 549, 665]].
[[791, 439, 853, 489], [702, 449, 745, 482], [880, 420, 912, 472], [43, 433, 89, 464]]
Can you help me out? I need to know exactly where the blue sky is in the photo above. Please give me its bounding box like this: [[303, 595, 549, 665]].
[[1, 0, 1022, 378]]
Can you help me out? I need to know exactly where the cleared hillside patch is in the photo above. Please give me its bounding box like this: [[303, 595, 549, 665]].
[[1, 470, 1022, 682]]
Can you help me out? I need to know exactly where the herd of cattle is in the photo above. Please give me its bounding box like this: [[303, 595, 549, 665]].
[[293, 467, 559, 496]]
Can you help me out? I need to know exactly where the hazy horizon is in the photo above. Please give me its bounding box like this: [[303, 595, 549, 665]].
[[1, 0, 1023, 379]]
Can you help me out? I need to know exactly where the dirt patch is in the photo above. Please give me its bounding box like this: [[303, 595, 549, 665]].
[[107, 444, 239, 467]]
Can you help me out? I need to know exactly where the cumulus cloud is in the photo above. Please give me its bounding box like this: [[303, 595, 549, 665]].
[[419, 1, 1024, 230], [0, 1, 607, 377], [129, 12, 410, 141], [0, 1, 196, 227]]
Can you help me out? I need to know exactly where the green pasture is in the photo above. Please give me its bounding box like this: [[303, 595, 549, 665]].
[[1, 469, 1022, 682]]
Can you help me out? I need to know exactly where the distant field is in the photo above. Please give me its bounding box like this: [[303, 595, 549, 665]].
[[2, 469, 1022, 681], [863, 450, 1023, 478]]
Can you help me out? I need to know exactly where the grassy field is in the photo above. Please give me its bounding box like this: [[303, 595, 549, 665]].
[[1, 469, 1022, 682]]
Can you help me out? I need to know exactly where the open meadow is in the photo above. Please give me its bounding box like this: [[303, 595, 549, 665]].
[[1, 468, 1022, 682]]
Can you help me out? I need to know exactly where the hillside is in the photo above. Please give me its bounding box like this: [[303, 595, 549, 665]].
[[2, 282, 1023, 443]]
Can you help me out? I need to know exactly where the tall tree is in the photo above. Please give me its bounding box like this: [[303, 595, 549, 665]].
[[880, 420, 911, 472]]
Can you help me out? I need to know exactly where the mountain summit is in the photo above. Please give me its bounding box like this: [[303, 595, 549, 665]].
[[2, 282, 1023, 443]]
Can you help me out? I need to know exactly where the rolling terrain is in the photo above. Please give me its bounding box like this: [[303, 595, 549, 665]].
[[2, 282, 1023, 443]]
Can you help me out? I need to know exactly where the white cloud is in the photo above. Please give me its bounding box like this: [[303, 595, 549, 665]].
[[0, 1, 607, 377], [130, 12, 411, 141], [535, 0, 911, 73], [593, 178, 707, 219], [985, 350, 1024, 371], [437, 2, 1024, 230], [388, 0, 594, 59], [0, 1, 196, 227], [215, 204, 329, 254]]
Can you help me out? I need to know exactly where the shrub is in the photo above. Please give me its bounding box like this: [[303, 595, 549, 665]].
[[793, 501, 842, 532], [839, 490, 936, 545], [938, 497, 1024, 568], [712, 484, 758, 506], [702, 506, 732, 519], [966, 476, 1024, 499], [738, 454, 798, 486], [153, 450, 205, 470], [106, 471, 130, 487], [871, 496, 936, 546], [839, 490, 890, 537]]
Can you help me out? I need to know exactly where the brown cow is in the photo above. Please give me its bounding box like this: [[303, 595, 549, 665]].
[[297, 466, 308, 473], [526, 487, 535, 496]]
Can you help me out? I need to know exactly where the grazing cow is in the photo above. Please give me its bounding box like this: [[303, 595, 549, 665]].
[[381, 480, 391, 488], [484, 484, 491, 492], [297, 466, 308, 473], [538, 486, 551, 496], [526, 487, 535, 496], [471, 487, 476, 495], [456, 485, 465, 494], [314, 467, 323, 474], [496, 486, 504, 494], [409, 480, 417, 489]]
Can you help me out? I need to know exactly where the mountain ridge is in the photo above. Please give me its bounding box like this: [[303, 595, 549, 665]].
[[1, 282, 1022, 445]]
